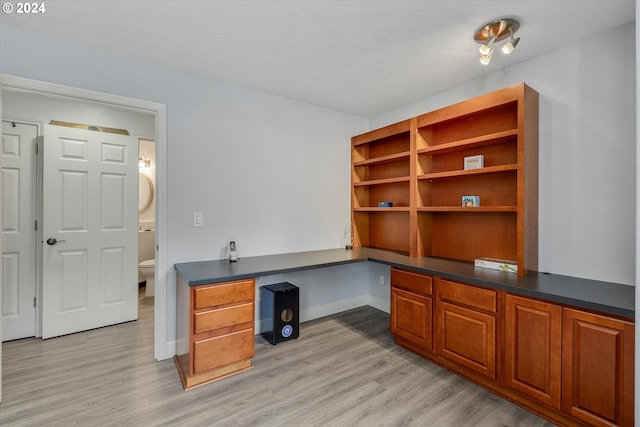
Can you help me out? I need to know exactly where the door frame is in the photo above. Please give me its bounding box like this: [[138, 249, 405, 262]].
[[0, 74, 169, 361]]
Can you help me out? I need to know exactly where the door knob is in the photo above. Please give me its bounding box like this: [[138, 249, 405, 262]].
[[46, 238, 66, 245]]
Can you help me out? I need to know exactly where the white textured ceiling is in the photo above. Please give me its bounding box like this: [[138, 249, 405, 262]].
[[1, 0, 635, 116]]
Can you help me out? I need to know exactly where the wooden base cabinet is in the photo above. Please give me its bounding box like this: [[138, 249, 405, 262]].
[[391, 282, 634, 427], [175, 277, 255, 390], [562, 308, 634, 427], [505, 294, 562, 409], [435, 278, 497, 380], [390, 268, 432, 350]]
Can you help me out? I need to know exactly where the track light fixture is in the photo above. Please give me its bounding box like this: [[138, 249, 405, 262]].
[[474, 18, 520, 65]]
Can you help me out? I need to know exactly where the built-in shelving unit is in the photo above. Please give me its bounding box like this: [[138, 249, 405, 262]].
[[351, 119, 413, 254], [351, 83, 539, 275]]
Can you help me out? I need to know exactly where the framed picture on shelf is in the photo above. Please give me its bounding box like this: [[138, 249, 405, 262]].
[[464, 155, 484, 170], [462, 196, 480, 207]]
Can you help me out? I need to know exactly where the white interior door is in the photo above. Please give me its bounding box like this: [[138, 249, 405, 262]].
[[1, 121, 38, 341], [42, 124, 138, 339]]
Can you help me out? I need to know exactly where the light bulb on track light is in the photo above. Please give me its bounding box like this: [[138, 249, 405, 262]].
[[480, 49, 494, 65], [478, 35, 495, 55], [502, 37, 520, 54]]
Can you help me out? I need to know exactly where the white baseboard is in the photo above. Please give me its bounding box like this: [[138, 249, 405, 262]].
[[254, 295, 371, 334], [159, 340, 177, 360], [366, 295, 390, 313]]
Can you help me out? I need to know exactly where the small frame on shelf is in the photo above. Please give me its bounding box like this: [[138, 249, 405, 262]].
[[464, 154, 484, 170], [377, 201, 394, 207], [462, 196, 480, 207]]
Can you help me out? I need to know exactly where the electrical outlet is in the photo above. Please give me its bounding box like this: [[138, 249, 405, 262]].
[[379, 275, 385, 286]]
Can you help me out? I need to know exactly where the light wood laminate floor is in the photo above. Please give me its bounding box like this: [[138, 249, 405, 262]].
[[1, 289, 556, 426]]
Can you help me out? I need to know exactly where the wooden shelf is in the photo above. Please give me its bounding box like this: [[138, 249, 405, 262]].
[[354, 207, 411, 212], [353, 151, 411, 167], [418, 164, 517, 180], [353, 176, 410, 187], [417, 129, 518, 155], [417, 206, 517, 212], [352, 120, 411, 146]]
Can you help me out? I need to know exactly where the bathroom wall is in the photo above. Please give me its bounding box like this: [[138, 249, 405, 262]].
[[138, 138, 156, 230]]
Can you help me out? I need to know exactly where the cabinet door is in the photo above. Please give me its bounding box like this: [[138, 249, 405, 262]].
[[505, 294, 561, 409], [562, 308, 634, 427], [391, 287, 432, 350], [436, 300, 496, 379]]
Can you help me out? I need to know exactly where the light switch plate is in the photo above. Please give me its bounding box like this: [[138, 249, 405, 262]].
[[193, 212, 204, 227]]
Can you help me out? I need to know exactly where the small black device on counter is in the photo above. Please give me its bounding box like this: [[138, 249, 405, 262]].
[[261, 282, 299, 345], [229, 241, 238, 262]]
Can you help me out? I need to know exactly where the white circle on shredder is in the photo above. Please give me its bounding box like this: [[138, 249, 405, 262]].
[[282, 324, 293, 338]]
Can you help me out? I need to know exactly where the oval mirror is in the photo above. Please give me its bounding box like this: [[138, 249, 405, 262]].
[[139, 172, 154, 214]]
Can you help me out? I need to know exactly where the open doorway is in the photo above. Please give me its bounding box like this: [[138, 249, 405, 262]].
[[138, 138, 156, 299], [0, 75, 168, 363]]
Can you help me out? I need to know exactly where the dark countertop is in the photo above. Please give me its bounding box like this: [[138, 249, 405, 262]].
[[174, 247, 635, 319]]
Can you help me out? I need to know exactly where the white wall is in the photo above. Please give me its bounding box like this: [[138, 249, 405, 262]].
[[0, 24, 369, 353], [371, 22, 636, 286], [0, 19, 635, 364]]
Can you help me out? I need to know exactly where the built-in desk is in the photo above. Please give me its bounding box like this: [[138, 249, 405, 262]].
[[175, 247, 635, 425], [174, 246, 634, 318]]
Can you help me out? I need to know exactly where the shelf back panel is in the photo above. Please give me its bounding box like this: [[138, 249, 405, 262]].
[[354, 211, 410, 254], [422, 141, 517, 174], [419, 174, 517, 208], [420, 102, 517, 148], [354, 158, 410, 182], [425, 212, 517, 262]]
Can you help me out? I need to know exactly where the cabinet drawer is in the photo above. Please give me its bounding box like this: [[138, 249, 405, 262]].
[[194, 302, 254, 335], [193, 328, 254, 374], [436, 278, 496, 313], [193, 279, 255, 310], [391, 268, 432, 295]]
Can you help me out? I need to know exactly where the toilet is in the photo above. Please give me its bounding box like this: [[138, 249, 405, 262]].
[[138, 228, 155, 297], [139, 259, 155, 297]]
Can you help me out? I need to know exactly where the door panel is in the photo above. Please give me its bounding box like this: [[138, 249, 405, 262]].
[[505, 294, 561, 409], [2, 121, 37, 341], [562, 308, 634, 427], [436, 300, 496, 379], [42, 124, 138, 338]]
